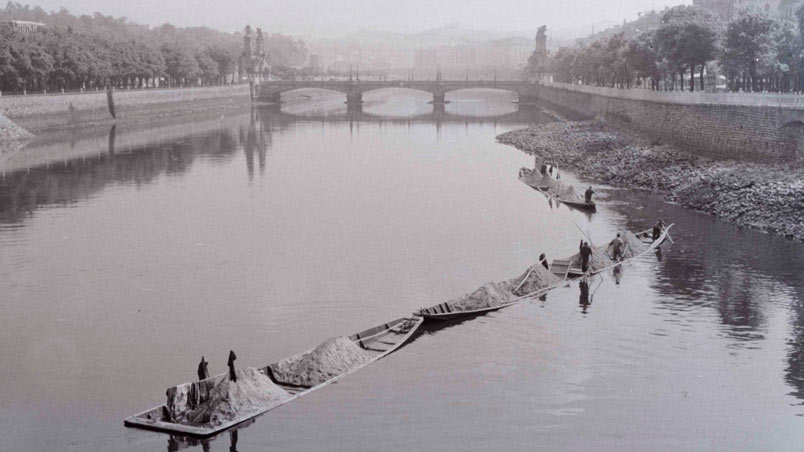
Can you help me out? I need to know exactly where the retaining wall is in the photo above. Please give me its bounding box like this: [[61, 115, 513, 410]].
[[536, 82, 804, 164], [0, 85, 251, 132]]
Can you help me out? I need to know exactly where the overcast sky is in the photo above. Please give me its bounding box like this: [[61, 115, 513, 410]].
[[29, 0, 690, 36]]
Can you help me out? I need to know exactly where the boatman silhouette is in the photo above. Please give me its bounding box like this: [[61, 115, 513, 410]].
[[228, 350, 237, 382], [197, 356, 209, 380]]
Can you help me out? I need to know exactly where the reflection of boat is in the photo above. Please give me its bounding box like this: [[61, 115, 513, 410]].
[[518, 167, 596, 212], [124, 316, 423, 437], [418, 225, 672, 321]]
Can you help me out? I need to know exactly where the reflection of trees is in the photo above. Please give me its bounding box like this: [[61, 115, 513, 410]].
[[607, 191, 804, 402], [786, 289, 804, 401], [240, 108, 270, 181], [0, 125, 241, 225]]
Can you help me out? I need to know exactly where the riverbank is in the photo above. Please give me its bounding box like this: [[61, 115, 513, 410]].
[[0, 84, 251, 133], [0, 112, 32, 155], [497, 120, 804, 241]]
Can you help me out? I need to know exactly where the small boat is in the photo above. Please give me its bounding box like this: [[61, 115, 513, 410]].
[[418, 224, 672, 321], [519, 168, 596, 212], [417, 282, 560, 321], [554, 197, 596, 212], [124, 316, 423, 437]]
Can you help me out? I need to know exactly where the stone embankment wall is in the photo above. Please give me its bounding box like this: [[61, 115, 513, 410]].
[[535, 82, 804, 165], [0, 85, 251, 132]]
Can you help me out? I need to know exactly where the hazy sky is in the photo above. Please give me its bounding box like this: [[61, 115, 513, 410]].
[[30, 0, 690, 36]]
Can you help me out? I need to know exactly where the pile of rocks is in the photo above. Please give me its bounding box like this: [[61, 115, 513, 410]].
[[0, 113, 32, 143], [498, 120, 804, 241]]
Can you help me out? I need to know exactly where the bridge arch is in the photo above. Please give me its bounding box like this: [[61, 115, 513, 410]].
[[257, 80, 534, 105], [355, 86, 437, 96], [441, 87, 520, 95]]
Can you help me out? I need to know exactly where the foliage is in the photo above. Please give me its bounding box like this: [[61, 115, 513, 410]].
[[654, 5, 720, 91], [0, 2, 308, 92], [546, 3, 804, 93], [719, 11, 776, 91]]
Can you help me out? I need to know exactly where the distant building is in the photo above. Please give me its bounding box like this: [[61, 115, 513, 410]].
[[309, 53, 320, 69], [413, 37, 531, 79], [0, 20, 45, 33], [693, 0, 802, 20]]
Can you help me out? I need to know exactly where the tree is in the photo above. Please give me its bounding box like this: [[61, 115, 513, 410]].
[[549, 46, 577, 83], [769, 21, 797, 92], [720, 12, 776, 92], [626, 31, 660, 89], [0, 4, 312, 92], [654, 5, 720, 91], [161, 42, 201, 85]]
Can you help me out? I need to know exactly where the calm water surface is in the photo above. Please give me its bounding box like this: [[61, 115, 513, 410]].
[[1, 90, 803, 451]]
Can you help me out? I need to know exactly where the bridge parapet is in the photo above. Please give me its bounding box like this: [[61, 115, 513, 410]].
[[255, 80, 538, 103]]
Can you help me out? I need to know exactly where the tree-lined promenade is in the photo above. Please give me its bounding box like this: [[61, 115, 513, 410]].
[[0, 3, 308, 93], [534, 5, 804, 93]]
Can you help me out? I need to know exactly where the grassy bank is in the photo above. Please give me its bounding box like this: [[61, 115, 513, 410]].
[[497, 120, 804, 241]]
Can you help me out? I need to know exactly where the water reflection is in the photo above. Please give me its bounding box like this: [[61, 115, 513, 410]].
[[606, 190, 804, 401], [167, 422, 245, 452], [612, 264, 623, 285], [0, 96, 547, 231], [0, 127, 243, 226], [241, 108, 269, 181], [3, 92, 804, 450], [579, 279, 591, 314]]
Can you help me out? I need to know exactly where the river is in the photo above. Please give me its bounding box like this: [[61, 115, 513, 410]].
[[1, 89, 803, 451]]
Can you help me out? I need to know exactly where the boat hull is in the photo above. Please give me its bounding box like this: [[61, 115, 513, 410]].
[[419, 225, 672, 321], [124, 316, 423, 437], [519, 172, 596, 212]]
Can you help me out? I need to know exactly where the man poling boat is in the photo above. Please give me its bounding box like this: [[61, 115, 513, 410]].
[[518, 166, 597, 212], [418, 222, 673, 321], [125, 317, 423, 437]]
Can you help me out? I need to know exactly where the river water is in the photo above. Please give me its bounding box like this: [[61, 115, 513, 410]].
[[1, 90, 804, 451]]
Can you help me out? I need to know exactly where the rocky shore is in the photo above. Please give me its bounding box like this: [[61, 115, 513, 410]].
[[0, 113, 32, 157], [497, 120, 804, 241], [0, 113, 32, 141]]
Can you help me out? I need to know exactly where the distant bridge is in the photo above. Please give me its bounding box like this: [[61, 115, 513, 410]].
[[255, 79, 541, 105]]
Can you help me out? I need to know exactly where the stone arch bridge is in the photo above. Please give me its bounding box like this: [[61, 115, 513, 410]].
[[255, 80, 541, 105]]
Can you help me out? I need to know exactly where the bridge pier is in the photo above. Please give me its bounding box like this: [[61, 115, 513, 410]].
[[430, 92, 448, 105], [518, 94, 539, 105], [261, 92, 281, 104], [346, 100, 363, 114], [346, 92, 363, 105]]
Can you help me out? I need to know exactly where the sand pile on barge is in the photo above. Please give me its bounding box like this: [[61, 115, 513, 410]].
[[448, 282, 514, 311], [548, 182, 581, 201], [183, 368, 290, 427], [509, 264, 562, 296], [618, 231, 649, 259], [522, 170, 557, 190], [569, 245, 612, 273], [269, 337, 375, 387]]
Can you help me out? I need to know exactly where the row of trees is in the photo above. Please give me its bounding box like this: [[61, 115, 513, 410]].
[[536, 4, 804, 93], [0, 2, 308, 93]]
